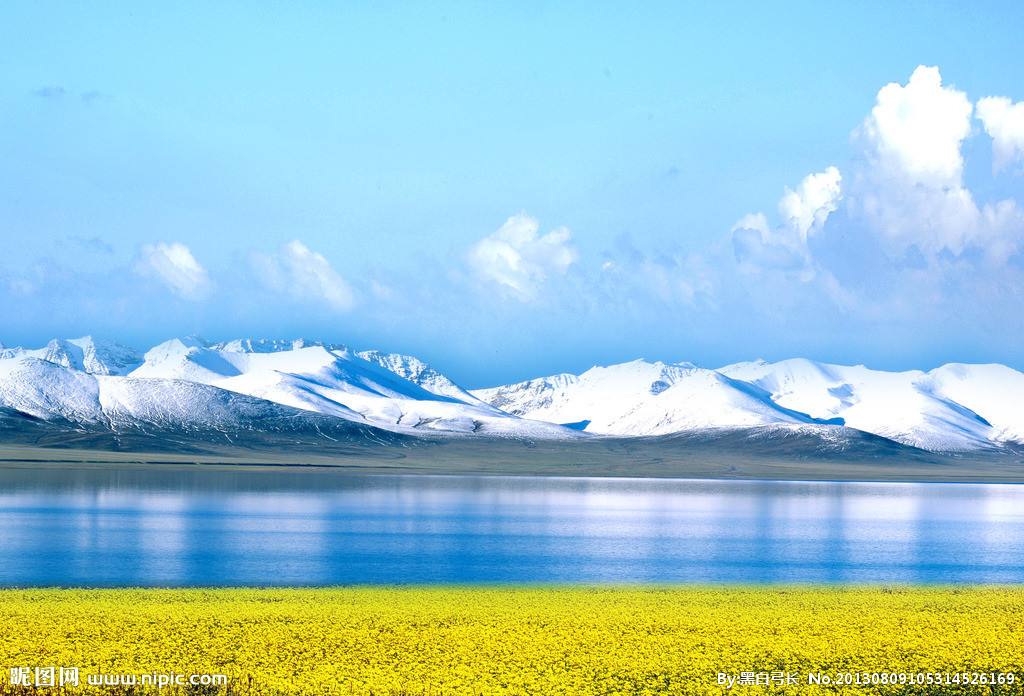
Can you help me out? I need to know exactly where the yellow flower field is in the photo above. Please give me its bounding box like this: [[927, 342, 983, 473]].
[[1, 586, 1022, 695]]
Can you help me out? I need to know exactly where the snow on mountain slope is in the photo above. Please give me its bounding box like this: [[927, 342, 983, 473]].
[[129, 336, 244, 383], [717, 359, 851, 420], [718, 359, 996, 451], [0, 336, 142, 376], [471, 359, 823, 435], [472, 360, 695, 427], [0, 354, 403, 444], [4, 335, 1024, 451], [126, 337, 572, 437], [356, 349, 491, 406], [0, 357, 104, 424], [72, 336, 144, 375], [475, 356, 1019, 451], [93, 376, 399, 440], [921, 363, 1024, 445], [133, 339, 458, 402], [472, 372, 582, 422], [603, 370, 832, 435], [214, 338, 348, 354]]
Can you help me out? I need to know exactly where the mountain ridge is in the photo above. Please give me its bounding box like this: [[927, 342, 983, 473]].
[[1, 336, 1022, 456], [472, 356, 1024, 452]]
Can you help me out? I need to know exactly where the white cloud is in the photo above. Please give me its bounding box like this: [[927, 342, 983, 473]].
[[717, 66, 1024, 335], [730, 168, 841, 280], [847, 65, 1024, 263], [778, 166, 841, 242], [857, 66, 973, 188], [466, 213, 578, 300], [133, 242, 211, 300], [976, 96, 1024, 173], [6, 278, 36, 297], [252, 240, 355, 311]]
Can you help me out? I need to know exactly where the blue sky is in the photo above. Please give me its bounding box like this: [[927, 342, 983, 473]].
[[2, 1, 1024, 387]]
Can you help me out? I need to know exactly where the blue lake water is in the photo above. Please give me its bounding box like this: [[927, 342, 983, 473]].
[[0, 467, 1022, 586]]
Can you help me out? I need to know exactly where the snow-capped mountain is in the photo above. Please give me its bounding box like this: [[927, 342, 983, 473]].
[[920, 363, 1024, 444], [473, 357, 1024, 452], [2, 336, 1023, 454], [473, 360, 838, 435], [716, 359, 999, 451], [355, 349, 492, 407], [0, 335, 572, 441], [0, 336, 143, 376], [0, 352, 405, 445]]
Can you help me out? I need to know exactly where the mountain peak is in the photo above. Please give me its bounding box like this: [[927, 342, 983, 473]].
[[213, 338, 350, 354], [182, 334, 212, 348], [0, 336, 142, 376]]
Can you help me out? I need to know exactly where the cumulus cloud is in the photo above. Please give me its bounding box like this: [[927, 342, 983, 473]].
[[778, 166, 842, 242], [976, 96, 1024, 173], [133, 242, 211, 300], [845, 66, 1024, 264], [732, 213, 807, 274], [730, 168, 841, 280], [466, 213, 578, 300], [858, 66, 972, 187], [851, 65, 983, 256], [252, 240, 355, 311], [716, 64, 1024, 338]]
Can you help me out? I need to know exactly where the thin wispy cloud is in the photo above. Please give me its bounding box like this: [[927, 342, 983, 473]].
[[133, 242, 212, 300], [32, 86, 67, 98], [80, 90, 109, 104], [67, 236, 115, 255], [252, 240, 356, 312]]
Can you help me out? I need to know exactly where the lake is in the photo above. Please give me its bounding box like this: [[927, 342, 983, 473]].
[[0, 466, 1021, 586]]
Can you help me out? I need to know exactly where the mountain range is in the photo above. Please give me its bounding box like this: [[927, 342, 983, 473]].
[[1, 335, 1022, 457]]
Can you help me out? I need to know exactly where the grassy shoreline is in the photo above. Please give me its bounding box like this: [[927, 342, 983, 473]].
[[3, 443, 1024, 483], [1, 586, 1022, 695]]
